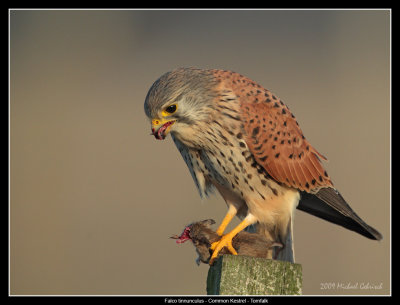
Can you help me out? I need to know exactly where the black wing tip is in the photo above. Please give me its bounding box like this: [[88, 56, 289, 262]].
[[299, 189, 383, 241], [367, 226, 383, 241], [358, 224, 383, 241]]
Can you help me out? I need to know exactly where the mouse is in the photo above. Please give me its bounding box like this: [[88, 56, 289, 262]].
[[170, 219, 283, 265]]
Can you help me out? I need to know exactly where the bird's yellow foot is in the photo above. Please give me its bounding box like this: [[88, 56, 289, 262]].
[[209, 233, 237, 265]]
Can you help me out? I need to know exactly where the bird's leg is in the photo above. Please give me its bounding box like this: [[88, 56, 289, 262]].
[[215, 204, 238, 236], [209, 213, 257, 265]]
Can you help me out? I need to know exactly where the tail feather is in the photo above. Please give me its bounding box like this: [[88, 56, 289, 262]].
[[298, 187, 382, 240]]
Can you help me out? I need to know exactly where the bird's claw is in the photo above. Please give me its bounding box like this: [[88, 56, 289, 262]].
[[209, 234, 237, 265]]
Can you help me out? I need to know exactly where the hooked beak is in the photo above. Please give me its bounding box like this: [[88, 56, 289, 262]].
[[151, 118, 176, 140]]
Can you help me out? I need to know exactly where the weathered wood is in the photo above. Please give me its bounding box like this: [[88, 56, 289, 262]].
[[207, 254, 302, 295]]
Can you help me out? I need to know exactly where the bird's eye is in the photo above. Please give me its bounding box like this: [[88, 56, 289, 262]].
[[165, 104, 177, 114]]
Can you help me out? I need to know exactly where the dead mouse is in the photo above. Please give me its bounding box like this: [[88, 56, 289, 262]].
[[170, 219, 283, 265]]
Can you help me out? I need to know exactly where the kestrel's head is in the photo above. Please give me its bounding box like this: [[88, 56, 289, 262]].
[[144, 67, 218, 140]]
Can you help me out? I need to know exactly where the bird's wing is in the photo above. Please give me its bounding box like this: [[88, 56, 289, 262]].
[[298, 188, 383, 240], [239, 89, 333, 192], [237, 88, 382, 241], [171, 135, 215, 198]]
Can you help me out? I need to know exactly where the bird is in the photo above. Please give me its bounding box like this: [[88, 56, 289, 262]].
[[170, 219, 283, 265], [144, 67, 382, 265]]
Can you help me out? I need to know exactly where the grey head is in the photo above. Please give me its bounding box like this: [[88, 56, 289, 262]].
[[144, 67, 219, 141]]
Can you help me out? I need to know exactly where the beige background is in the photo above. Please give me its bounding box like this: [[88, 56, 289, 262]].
[[10, 9, 390, 295]]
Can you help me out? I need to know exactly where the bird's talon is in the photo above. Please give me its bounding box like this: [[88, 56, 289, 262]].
[[210, 241, 219, 251], [208, 234, 237, 265], [227, 244, 238, 255]]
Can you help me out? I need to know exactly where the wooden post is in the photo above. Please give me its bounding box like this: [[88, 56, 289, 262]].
[[207, 255, 302, 295]]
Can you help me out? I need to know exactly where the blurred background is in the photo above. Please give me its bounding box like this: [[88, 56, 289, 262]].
[[10, 9, 390, 295]]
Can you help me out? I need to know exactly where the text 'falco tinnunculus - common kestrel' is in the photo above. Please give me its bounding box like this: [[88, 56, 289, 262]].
[[144, 67, 382, 265]]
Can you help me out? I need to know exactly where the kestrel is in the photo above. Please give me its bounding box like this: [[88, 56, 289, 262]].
[[144, 67, 382, 264]]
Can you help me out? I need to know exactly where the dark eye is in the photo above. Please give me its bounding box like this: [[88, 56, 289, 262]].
[[165, 104, 177, 114]]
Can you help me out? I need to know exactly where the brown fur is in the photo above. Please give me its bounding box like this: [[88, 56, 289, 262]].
[[172, 219, 282, 265]]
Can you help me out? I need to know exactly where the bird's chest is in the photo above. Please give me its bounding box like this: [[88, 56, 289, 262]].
[[200, 145, 282, 201], [172, 109, 286, 203], [183, 126, 284, 204]]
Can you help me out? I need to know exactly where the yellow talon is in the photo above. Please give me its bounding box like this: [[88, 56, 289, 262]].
[[210, 241, 217, 251], [209, 234, 238, 265], [209, 213, 257, 265]]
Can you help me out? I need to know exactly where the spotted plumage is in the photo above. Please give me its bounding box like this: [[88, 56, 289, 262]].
[[144, 67, 382, 264]]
